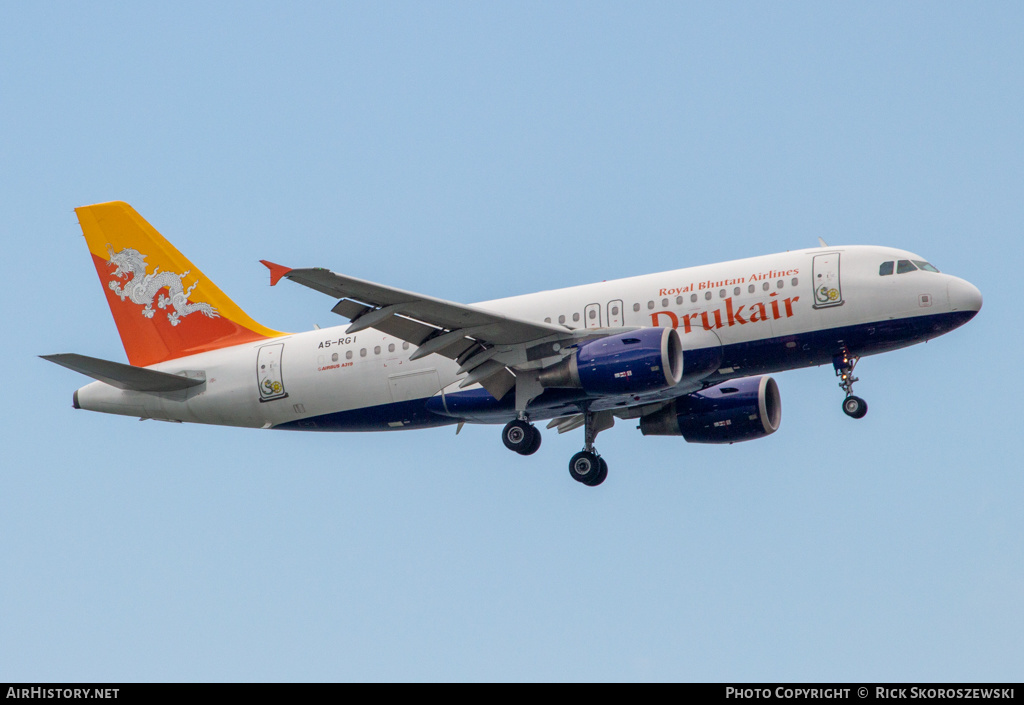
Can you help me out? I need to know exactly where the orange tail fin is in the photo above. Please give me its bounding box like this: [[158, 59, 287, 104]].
[[76, 201, 283, 367]]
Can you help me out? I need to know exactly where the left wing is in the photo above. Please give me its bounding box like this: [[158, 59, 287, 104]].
[[261, 261, 579, 400]]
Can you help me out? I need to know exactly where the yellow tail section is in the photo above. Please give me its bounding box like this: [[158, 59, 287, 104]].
[[77, 201, 283, 367]]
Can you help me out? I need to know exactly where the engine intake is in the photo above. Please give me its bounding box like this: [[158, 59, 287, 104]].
[[639, 375, 781, 443], [538, 327, 683, 395]]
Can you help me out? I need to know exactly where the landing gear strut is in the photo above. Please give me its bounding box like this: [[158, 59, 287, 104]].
[[834, 350, 868, 419], [502, 418, 541, 455], [568, 410, 609, 486]]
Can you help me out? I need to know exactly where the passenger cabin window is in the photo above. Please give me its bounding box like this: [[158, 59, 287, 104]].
[[558, 314, 566, 324], [879, 261, 894, 276], [573, 312, 580, 322], [897, 259, 917, 274], [632, 303, 640, 312]]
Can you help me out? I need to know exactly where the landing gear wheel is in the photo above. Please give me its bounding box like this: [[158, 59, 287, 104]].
[[569, 451, 604, 486], [842, 395, 868, 419], [589, 457, 608, 487], [502, 419, 540, 455], [520, 427, 542, 455]]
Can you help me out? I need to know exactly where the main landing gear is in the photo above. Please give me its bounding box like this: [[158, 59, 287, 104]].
[[834, 350, 868, 419], [502, 418, 542, 455], [568, 410, 608, 487], [569, 451, 607, 487], [500, 411, 610, 487]]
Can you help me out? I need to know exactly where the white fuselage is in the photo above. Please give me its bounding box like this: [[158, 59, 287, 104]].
[[74, 245, 981, 430]]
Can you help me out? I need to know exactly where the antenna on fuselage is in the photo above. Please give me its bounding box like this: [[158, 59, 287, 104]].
[[818, 237, 829, 247]]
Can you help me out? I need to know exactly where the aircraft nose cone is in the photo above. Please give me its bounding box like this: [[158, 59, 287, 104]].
[[947, 278, 983, 315]]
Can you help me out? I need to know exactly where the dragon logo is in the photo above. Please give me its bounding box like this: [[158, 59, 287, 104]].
[[106, 245, 219, 326]]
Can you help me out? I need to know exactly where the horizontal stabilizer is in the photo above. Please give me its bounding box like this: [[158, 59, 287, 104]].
[[41, 353, 205, 392]]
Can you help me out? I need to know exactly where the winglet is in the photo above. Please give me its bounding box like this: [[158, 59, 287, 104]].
[[260, 260, 292, 287]]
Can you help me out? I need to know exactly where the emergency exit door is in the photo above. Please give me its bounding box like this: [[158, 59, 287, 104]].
[[607, 299, 624, 327], [812, 253, 844, 309], [257, 343, 288, 402]]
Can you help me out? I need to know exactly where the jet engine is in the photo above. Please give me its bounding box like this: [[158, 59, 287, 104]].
[[538, 327, 683, 395], [639, 375, 781, 443]]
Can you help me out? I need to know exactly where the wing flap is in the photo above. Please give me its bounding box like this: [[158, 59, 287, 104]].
[[477, 367, 516, 401], [330, 298, 369, 320], [370, 315, 439, 348]]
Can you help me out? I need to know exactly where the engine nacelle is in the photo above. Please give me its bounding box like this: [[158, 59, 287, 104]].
[[538, 327, 683, 395], [639, 375, 781, 443]]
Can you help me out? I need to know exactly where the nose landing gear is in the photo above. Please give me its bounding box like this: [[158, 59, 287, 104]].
[[842, 395, 868, 418], [834, 350, 868, 419]]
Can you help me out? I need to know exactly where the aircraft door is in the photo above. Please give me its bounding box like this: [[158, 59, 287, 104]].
[[257, 342, 288, 402], [607, 299, 624, 327], [584, 303, 602, 329], [812, 253, 844, 309]]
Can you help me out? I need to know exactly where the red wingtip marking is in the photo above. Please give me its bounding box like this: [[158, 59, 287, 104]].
[[260, 260, 292, 287]]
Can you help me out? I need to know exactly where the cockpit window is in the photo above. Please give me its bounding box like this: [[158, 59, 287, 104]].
[[879, 261, 894, 276], [913, 260, 940, 273], [897, 259, 917, 274]]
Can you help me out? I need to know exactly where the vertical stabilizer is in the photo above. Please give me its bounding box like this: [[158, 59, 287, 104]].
[[76, 201, 282, 367]]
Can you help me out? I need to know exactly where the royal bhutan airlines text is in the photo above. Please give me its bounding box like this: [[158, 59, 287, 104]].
[[657, 268, 800, 297]]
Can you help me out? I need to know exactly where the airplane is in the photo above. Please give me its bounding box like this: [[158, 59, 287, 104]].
[[43, 201, 982, 486]]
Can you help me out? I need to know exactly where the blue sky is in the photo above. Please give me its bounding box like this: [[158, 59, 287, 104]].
[[2, 2, 1022, 681]]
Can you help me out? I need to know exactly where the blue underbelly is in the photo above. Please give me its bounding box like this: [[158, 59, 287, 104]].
[[273, 310, 975, 431]]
